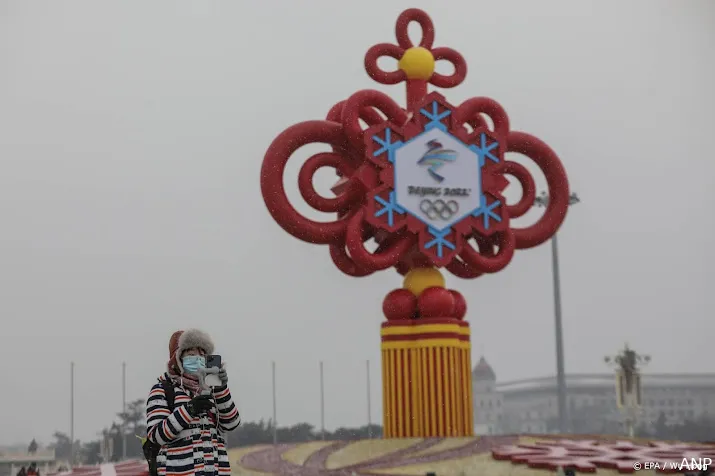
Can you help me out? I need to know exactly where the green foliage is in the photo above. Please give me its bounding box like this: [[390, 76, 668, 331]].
[[651, 412, 714, 442], [56, 398, 383, 465], [27, 439, 38, 454], [48, 432, 77, 461], [221, 420, 383, 447], [80, 441, 101, 465]]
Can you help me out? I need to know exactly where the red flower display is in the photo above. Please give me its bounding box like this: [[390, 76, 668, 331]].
[[260, 8, 570, 279], [493, 439, 715, 473]]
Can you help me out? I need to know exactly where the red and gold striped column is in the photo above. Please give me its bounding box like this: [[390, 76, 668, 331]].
[[381, 318, 474, 438]]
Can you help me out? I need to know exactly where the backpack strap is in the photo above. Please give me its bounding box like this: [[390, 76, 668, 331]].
[[160, 379, 176, 411], [143, 378, 177, 476]]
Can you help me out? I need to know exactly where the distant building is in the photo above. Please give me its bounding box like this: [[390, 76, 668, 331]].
[[0, 449, 55, 476], [472, 357, 504, 435], [471, 357, 715, 435]]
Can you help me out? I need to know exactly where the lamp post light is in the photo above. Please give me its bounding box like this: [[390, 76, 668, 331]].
[[533, 191, 580, 434], [605, 344, 650, 438]]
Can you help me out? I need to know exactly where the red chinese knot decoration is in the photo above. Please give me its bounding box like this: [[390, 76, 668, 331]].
[[260, 8, 570, 278]]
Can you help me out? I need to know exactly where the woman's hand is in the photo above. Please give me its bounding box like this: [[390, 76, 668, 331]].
[[186, 394, 213, 417], [219, 366, 228, 386]]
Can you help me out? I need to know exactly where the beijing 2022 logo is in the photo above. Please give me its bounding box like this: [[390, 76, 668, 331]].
[[417, 139, 459, 220], [418, 139, 457, 183]]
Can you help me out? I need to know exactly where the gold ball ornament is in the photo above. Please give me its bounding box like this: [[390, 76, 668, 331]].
[[398, 47, 435, 80], [403, 267, 445, 296]]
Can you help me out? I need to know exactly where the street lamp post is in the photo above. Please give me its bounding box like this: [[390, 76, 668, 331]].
[[534, 191, 580, 434], [605, 345, 650, 438], [70, 361, 75, 467], [122, 362, 126, 460]]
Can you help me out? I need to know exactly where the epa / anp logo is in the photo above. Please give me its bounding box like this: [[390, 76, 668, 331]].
[[634, 457, 712, 472]]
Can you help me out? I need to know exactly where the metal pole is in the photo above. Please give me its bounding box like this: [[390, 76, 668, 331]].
[[366, 360, 372, 438], [70, 362, 75, 467], [122, 362, 127, 460], [625, 402, 635, 438], [551, 233, 569, 433], [535, 191, 578, 434], [271, 361, 277, 444], [320, 361, 325, 440]]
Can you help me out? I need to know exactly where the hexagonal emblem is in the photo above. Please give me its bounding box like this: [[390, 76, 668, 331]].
[[363, 92, 510, 266], [394, 128, 481, 232]]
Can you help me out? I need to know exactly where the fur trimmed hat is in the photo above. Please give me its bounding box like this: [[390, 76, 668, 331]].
[[168, 329, 215, 373], [169, 330, 183, 361], [178, 328, 215, 356]]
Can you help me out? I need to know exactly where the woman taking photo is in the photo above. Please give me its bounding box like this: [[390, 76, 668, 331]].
[[145, 329, 240, 476]]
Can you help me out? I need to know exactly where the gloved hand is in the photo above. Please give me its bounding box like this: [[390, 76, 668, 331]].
[[218, 366, 228, 386], [186, 394, 213, 417]]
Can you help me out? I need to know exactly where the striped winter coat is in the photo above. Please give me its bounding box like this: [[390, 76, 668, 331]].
[[145, 373, 241, 476]]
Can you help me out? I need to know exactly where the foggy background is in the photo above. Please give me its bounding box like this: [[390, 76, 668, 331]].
[[1, 0, 713, 445]]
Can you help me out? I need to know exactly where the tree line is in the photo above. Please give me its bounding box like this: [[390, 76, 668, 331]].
[[554, 404, 714, 442], [48, 398, 383, 465], [638, 412, 714, 442]]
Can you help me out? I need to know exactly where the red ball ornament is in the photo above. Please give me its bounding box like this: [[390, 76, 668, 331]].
[[450, 290, 467, 319], [383, 289, 417, 320], [418, 287, 455, 318]]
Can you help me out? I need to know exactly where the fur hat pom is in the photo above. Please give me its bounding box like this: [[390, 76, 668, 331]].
[[177, 328, 215, 356]]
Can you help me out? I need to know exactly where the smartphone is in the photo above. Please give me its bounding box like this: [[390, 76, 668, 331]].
[[207, 354, 222, 369], [204, 354, 222, 388]]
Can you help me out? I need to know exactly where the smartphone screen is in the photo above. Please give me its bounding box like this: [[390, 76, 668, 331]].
[[206, 354, 222, 369]]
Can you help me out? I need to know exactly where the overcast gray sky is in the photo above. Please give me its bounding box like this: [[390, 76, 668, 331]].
[[1, 0, 714, 446]]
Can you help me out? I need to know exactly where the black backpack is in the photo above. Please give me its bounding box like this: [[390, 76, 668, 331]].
[[143, 380, 176, 476]]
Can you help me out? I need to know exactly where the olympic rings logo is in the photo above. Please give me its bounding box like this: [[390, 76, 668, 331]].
[[419, 199, 459, 220]]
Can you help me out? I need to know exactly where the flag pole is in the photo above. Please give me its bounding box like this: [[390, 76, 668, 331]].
[[70, 362, 75, 467], [367, 359, 372, 438], [272, 361, 277, 444], [320, 361, 325, 440], [122, 361, 127, 460]]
